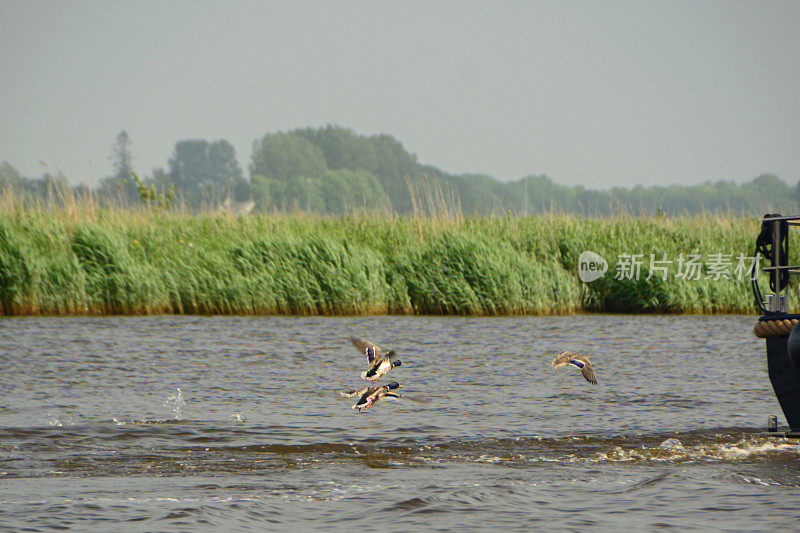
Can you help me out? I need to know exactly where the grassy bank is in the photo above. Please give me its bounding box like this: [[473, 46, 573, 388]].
[[0, 208, 781, 315]]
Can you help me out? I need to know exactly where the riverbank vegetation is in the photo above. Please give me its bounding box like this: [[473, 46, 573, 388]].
[[0, 198, 781, 316], [3, 124, 792, 316]]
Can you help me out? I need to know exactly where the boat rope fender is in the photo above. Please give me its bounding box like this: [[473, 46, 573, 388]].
[[754, 318, 798, 338]]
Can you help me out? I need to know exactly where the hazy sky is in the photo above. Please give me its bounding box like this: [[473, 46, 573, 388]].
[[1, 0, 799, 187]]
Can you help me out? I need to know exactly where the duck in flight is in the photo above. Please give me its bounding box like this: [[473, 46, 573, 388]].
[[349, 336, 402, 381], [550, 350, 597, 384], [338, 381, 430, 411], [339, 381, 403, 411]]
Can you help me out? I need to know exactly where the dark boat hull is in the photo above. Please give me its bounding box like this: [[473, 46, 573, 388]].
[[762, 314, 800, 435]]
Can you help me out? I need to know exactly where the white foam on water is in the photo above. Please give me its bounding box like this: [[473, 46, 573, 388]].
[[714, 438, 800, 459], [476, 454, 507, 463], [46, 416, 75, 427], [586, 436, 800, 463], [658, 438, 684, 450]]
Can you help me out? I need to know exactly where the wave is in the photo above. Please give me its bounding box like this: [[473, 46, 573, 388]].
[[2, 422, 798, 480]]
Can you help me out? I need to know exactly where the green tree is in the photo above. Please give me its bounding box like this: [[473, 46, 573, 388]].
[[294, 125, 419, 211], [167, 139, 245, 207], [250, 174, 284, 210], [0, 160, 23, 185], [111, 130, 133, 183], [313, 169, 390, 214], [249, 132, 327, 182], [98, 131, 138, 205], [241, 125, 800, 216]]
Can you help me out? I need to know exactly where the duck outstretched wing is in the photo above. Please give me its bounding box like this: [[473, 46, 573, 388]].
[[580, 361, 598, 384], [338, 385, 372, 398], [551, 350, 578, 368], [350, 336, 380, 363], [397, 393, 431, 404]]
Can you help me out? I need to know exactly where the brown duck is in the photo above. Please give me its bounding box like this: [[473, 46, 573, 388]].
[[550, 350, 597, 384], [349, 336, 402, 381]]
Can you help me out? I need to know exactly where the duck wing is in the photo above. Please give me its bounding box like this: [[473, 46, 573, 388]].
[[580, 361, 598, 384], [362, 353, 402, 381], [357, 388, 388, 410], [338, 385, 372, 398], [350, 336, 380, 363], [397, 393, 431, 404], [551, 350, 578, 368], [352, 386, 382, 409]]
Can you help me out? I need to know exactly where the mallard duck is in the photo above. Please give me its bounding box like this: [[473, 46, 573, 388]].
[[349, 336, 403, 381], [350, 381, 403, 411], [551, 350, 597, 384], [338, 382, 431, 411]]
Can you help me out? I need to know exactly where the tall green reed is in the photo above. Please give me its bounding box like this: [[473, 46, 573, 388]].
[[0, 205, 776, 315]]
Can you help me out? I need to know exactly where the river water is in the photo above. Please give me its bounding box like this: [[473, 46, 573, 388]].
[[1, 314, 798, 531]]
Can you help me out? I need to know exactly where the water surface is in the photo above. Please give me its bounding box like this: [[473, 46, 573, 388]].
[[1, 315, 798, 530]]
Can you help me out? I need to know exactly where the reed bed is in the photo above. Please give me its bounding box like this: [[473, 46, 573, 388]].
[[0, 206, 783, 315]]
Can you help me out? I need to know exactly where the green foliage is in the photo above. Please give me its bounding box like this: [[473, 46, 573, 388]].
[[0, 218, 35, 314], [0, 215, 87, 314], [249, 132, 328, 182], [167, 139, 245, 207], [250, 168, 391, 213], [0, 161, 23, 185], [250, 174, 282, 210], [93, 131, 139, 206], [230, 236, 390, 314], [391, 230, 579, 314], [4, 127, 800, 217], [132, 173, 175, 209], [110, 130, 133, 183], [246, 126, 800, 216], [0, 210, 779, 316], [293, 125, 420, 211], [70, 224, 167, 313], [96, 175, 138, 206]]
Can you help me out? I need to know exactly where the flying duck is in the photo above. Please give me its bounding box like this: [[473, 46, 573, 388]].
[[338, 382, 431, 412], [341, 381, 403, 411], [349, 336, 402, 381], [551, 350, 597, 384]]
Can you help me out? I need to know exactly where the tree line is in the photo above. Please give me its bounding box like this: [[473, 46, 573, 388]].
[[1, 125, 798, 216]]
